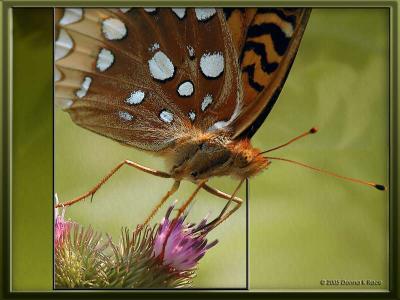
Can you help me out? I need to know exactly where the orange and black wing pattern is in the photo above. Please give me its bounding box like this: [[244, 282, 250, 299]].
[[224, 8, 311, 139]]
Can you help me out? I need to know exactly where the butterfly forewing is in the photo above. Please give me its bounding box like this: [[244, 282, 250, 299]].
[[223, 8, 311, 139], [55, 8, 242, 151]]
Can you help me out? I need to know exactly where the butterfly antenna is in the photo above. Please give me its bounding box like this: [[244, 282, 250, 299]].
[[265, 156, 386, 191], [261, 127, 318, 154]]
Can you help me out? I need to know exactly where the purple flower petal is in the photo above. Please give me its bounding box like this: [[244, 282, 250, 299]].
[[54, 209, 72, 247], [152, 203, 218, 270]]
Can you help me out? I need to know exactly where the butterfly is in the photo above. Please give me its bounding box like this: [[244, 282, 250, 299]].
[[54, 8, 384, 230]]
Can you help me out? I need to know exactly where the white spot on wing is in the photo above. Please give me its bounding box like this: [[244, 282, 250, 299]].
[[187, 45, 195, 58], [209, 121, 230, 131], [54, 67, 61, 82], [195, 8, 216, 21], [126, 90, 145, 105], [55, 29, 74, 61], [208, 89, 243, 132], [177, 81, 194, 97], [148, 51, 175, 81], [102, 18, 127, 40], [160, 110, 173, 123], [201, 94, 213, 111], [282, 22, 294, 37], [144, 8, 156, 13], [119, 111, 133, 121], [119, 8, 131, 13], [96, 48, 114, 72], [172, 8, 186, 19], [188, 111, 196, 121], [75, 76, 92, 98], [55, 98, 73, 110], [200, 52, 224, 78], [149, 43, 160, 52], [59, 8, 83, 26]]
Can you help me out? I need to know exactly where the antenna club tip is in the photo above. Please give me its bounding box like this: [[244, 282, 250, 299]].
[[310, 127, 318, 134], [375, 184, 386, 191]]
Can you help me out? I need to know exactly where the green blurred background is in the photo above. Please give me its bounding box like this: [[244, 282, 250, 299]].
[[12, 8, 389, 290]]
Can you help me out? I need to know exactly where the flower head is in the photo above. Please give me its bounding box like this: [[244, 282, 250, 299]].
[[153, 202, 218, 270], [54, 194, 72, 247]]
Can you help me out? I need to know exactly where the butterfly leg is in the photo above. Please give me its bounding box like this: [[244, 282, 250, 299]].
[[135, 180, 181, 233], [177, 179, 208, 216], [202, 184, 243, 205], [212, 193, 243, 228], [55, 160, 171, 208], [197, 179, 245, 232]]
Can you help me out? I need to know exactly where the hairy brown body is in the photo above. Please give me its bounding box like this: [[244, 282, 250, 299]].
[[163, 131, 270, 181]]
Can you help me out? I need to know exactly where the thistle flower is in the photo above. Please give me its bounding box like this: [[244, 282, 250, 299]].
[[54, 195, 219, 288], [54, 194, 72, 247], [153, 202, 218, 271], [54, 197, 109, 287]]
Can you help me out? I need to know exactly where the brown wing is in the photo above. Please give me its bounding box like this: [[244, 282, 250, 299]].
[[222, 8, 257, 54], [55, 8, 241, 151], [223, 8, 311, 139]]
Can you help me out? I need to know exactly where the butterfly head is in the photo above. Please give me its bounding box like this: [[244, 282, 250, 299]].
[[228, 139, 270, 179], [168, 132, 269, 181]]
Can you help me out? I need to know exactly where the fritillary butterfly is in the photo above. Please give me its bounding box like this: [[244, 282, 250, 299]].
[[54, 8, 384, 229]]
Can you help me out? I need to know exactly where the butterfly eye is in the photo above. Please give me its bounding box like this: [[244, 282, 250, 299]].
[[191, 171, 199, 178], [235, 154, 251, 168]]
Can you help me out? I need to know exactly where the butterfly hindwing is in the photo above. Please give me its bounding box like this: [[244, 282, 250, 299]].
[[223, 8, 257, 54], [55, 8, 242, 151], [55, 8, 310, 151]]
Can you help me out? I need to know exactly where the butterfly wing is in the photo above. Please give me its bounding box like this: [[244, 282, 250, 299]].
[[55, 8, 242, 151], [223, 8, 257, 54], [222, 8, 311, 139]]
